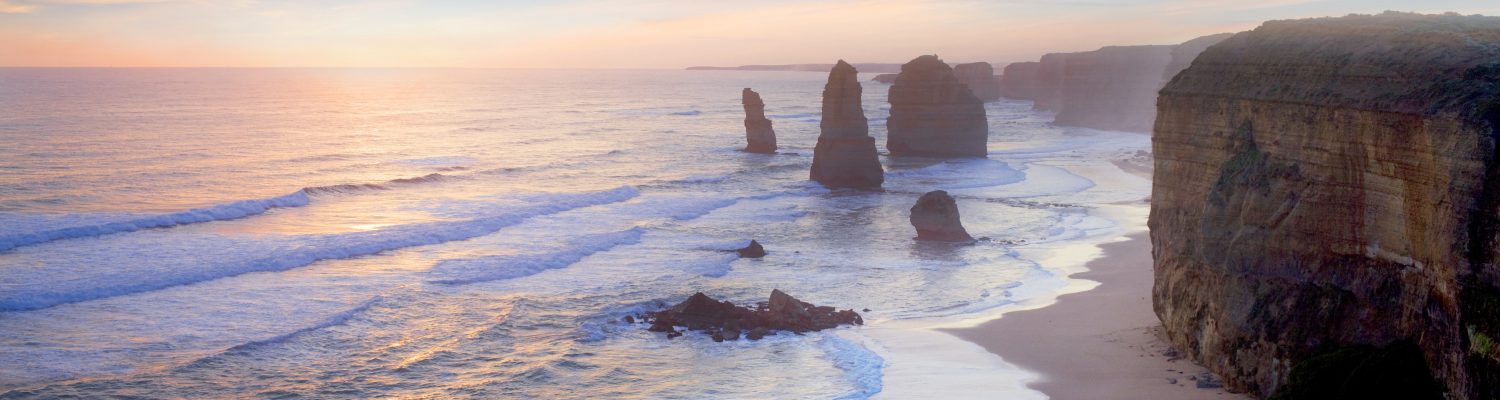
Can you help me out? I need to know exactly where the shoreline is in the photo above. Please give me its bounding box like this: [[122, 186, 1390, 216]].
[[945, 231, 1248, 399]]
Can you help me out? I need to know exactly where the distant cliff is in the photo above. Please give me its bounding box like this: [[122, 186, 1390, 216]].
[[687, 63, 904, 73], [1052, 45, 1173, 132], [953, 62, 1001, 102], [1152, 12, 1500, 400], [997, 61, 1041, 100]]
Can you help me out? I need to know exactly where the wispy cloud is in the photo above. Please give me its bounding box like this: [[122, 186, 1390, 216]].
[[0, 0, 37, 13]]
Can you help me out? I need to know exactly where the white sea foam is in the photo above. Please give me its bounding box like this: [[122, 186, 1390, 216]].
[[0, 191, 311, 253], [821, 334, 886, 400]]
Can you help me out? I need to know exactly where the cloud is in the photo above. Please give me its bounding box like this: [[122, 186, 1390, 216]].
[[0, 0, 37, 13]]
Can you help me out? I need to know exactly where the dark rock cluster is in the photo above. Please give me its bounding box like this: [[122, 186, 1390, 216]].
[[643, 290, 863, 342]]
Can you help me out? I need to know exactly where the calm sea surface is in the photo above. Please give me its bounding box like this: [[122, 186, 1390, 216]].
[[0, 68, 1149, 398]]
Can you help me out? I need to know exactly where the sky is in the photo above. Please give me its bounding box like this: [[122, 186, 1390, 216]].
[[2, 0, 1499, 68]]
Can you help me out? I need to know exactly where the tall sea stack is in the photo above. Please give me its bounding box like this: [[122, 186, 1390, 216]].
[[1152, 12, 1500, 399], [810, 60, 884, 188], [1031, 52, 1071, 112], [953, 62, 1001, 102], [741, 88, 777, 153], [886, 55, 989, 158]]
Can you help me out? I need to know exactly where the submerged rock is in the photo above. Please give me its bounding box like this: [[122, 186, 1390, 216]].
[[1152, 12, 1500, 399], [886, 55, 989, 157], [737, 240, 766, 258], [810, 60, 884, 188], [645, 290, 862, 341], [952, 62, 1001, 102], [909, 190, 972, 242], [741, 88, 777, 153]]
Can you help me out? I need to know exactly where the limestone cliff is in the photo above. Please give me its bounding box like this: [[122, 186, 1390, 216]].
[[1161, 33, 1233, 84], [741, 88, 777, 153], [998, 61, 1041, 100], [1053, 45, 1173, 132], [811, 60, 884, 188], [953, 62, 1002, 102], [1032, 53, 1071, 112], [1151, 12, 1500, 400], [886, 55, 989, 158]]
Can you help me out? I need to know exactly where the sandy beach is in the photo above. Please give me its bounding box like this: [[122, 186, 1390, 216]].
[[948, 232, 1250, 400]]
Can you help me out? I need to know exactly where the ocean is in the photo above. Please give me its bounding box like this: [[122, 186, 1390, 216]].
[[0, 68, 1150, 398]]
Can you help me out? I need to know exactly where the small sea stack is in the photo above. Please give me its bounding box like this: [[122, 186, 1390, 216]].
[[810, 60, 885, 188], [910, 190, 972, 242], [871, 73, 899, 84], [886, 55, 989, 157], [953, 62, 1001, 102], [737, 240, 766, 258], [741, 88, 777, 153], [998, 61, 1042, 100]]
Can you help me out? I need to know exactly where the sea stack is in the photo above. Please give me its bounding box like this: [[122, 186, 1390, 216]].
[[886, 55, 989, 157], [910, 190, 972, 242], [1031, 52, 1071, 111], [953, 62, 1001, 102], [1152, 12, 1500, 399], [810, 60, 884, 188], [741, 88, 777, 153]]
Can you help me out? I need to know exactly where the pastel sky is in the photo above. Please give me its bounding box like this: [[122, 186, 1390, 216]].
[[3, 0, 1499, 68]]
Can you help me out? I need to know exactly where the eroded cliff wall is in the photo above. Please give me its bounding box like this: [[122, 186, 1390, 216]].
[[1053, 45, 1173, 132], [998, 61, 1041, 100], [1151, 12, 1500, 399]]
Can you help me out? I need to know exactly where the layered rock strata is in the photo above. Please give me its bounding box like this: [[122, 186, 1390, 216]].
[[910, 190, 972, 242], [741, 88, 777, 153], [953, 62, 1002, 102], [886, 55, 989, 157], [1151, 12, 1500, 400], [810, 60, 885, 188]]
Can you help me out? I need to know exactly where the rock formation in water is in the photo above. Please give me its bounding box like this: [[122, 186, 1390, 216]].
[[1052, 45, 1174, 132], [871, 73, 899, 84], [737, 240, 766, 258], [910, 190, 972, 242], [998, 61, 1042, 100], [886, 55, 989, 158], [644, 290, 863, 342], [1151, 12, 1500, 400], [953, 62, 1002, 102], [741, 88, 777, 153], [810, 60, 885, 188]]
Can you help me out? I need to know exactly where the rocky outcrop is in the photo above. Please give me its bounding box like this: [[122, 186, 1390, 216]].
[[1031, 53, 1072, 111], [1151, 12, 1500, 400], [910, 190, 972, 242], [871, 73, 899, 84], [1052, 45, 1174, 132], [998, 61, 1042, 100], [886, 55, 989, 157], [953, 62, 1002, 102], [737, 240, 766, 258], [645, 290, 863, 341], [811, 60, 885, 188], [741, 88, 777, 153]]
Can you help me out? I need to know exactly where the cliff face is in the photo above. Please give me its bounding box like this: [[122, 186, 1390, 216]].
[[811, 60, 884, 188], [1031, 53, 1071, 111], [1151, 12, 1500, 400], [1162, 33, 1234, 84], [1052, 45, 1173, 132], [998, 61, 1041, 100], [741, 88, 777, 153], [886, 55, 989, 157], [953, 62, 1001, 102]]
